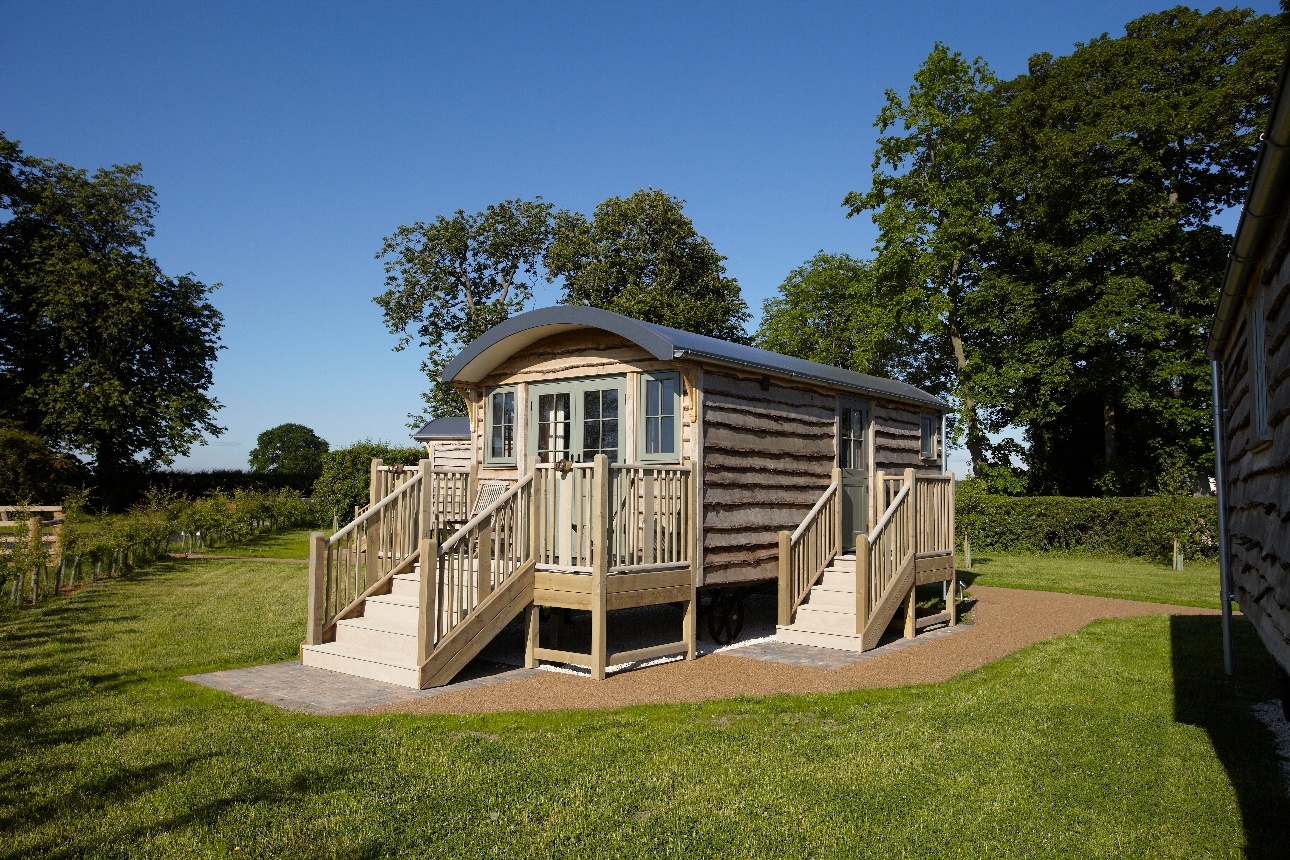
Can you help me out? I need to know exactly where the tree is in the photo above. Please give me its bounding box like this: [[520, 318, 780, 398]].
[[756, 252, 932, 382], [982, 6, 1286, 494], [248, 423, 329, 479], [547, 188, 750, 342], [843, 43, 999, 470], [0, 133, 224, 507], [311, 440, 424, 525], [374, 198, 553, 420], [0, 421, 85, 503]]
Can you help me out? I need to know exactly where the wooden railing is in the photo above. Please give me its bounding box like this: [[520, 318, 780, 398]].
[[857, 473, 915, 644], [608, 464, 692, 571], [776, 469, 841, 625], [426, 468, 470, 530], [531, 462, 597, 570], [871, 470, 907, 522], [914, 473, 955, 556], [421, 473, 533, 656], [308, 468, 424, 644]]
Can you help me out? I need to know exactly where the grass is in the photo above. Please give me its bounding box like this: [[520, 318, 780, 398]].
[[189, 528, 313, 559], [961, 552, 1224, 609], [1, 557, 1286, 858]]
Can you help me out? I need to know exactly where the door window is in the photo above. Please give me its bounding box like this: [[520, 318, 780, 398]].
[[529, 377, 625, 463], [839, 405, 866, 470]]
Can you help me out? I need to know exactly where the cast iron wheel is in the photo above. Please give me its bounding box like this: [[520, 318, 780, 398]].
[[708, 587, 746, 645]]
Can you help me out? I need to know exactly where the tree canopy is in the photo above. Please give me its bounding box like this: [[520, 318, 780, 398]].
[[375, 189, 752, 421], [547, 188, 750, 342], [374, 198, 553, 420], [757, 8, 1286, 495], [0, 133, 224, 506], [248, 423, 329, 479]]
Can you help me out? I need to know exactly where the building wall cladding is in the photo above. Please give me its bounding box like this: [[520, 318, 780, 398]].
[[1222, 214, 1290, 673]]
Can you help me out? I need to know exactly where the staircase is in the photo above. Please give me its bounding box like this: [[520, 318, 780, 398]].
[[300, 462, 535, 690], [775, 554, 869, 649], [301, 568, 423, 687]]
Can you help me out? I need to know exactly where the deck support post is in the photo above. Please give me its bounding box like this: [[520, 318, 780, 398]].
[[590, 454, 610, 681], [524, 604, 540, 668], [947, 471, 958, 626], [306, 532, 326, 646], [904, 468, 917, 639]]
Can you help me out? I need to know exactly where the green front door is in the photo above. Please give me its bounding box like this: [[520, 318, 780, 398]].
[[839, 398, 869, 550]]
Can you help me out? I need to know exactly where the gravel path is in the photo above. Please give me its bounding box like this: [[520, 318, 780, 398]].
[[368, 586, 1219, 717]]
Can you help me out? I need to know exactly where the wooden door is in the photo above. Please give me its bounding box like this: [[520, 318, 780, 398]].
[[839, 397, 869, 550]]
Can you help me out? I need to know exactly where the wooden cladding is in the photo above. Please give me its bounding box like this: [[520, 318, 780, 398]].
[[701, 370, 834, 583], [1220, 260, 1290, 673]]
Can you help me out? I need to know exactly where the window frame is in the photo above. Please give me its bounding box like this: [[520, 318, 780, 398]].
[[637, 371, 683, 464], [527, 375, 628, 464], [920, 412, 939, 460], [482, 385, 518, 467]]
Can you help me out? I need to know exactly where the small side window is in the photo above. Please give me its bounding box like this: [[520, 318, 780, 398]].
[[484, 386, 517, 466], [639, 372, 681, 463], [920, 413, 938, 459]]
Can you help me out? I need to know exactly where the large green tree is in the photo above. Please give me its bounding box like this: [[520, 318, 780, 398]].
[[248, 423, 329, 479], [374, 198, 554, 420], [756, 252, 928, 382], [983, 6, 1286, 494], [0, 133, 224, 506], [547, 189, 750, 342], [843, 43, 999, 470]]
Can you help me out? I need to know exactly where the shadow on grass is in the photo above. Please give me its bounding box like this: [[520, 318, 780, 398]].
[[1171, 615, 1290, 859]]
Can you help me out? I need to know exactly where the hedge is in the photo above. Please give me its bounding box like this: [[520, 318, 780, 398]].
[[955, 489, 1219, 561]]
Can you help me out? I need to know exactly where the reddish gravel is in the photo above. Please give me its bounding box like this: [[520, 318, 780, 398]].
[[368, 586, 1219, 717]]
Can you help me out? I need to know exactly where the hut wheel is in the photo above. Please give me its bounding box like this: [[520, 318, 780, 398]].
[[708, 587, 746, 646]]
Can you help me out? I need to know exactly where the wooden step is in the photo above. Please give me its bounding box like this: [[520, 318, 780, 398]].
[[362, 593, 418, 626], [801, 585, 855, 610], [819, 568, 856, 590], [792, 604, 858, 635], [334, 616, 417, 655], [390, 572, 420, 599], [301, 642, 420, 687], [775, 625, 866, 652]]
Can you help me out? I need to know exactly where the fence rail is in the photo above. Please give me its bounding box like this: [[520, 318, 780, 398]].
[[608, 464, 692, 571]]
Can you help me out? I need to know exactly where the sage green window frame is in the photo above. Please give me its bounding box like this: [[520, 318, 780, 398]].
[[483, 385, 518, 467], [638, 371, 682, 464], [920, 412, 938, 460], [527, 375, 627, 463]]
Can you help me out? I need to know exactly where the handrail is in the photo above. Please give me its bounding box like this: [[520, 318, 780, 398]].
[[867, 483, 909, 544], [791, 478, 840, 542], [328, 472, 422, 546], [440, 473, 532, 556], [777, 472, 841, 626]]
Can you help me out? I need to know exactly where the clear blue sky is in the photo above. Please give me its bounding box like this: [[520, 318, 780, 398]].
[[4, 1, 1278, 476]]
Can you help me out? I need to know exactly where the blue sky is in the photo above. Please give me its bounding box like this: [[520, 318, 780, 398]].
[[4, 1, 1278, 476]]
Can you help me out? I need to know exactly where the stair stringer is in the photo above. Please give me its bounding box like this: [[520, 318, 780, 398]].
[[860, 550, 916, 651], [418, 559, 535, 689]]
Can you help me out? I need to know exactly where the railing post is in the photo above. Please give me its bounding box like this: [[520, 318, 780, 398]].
[[476, 523, 493, 600], [418, 458, 432, 538], [418, 537, 439, 667], [370, 458, 383, 507], [831, 467, 843, 557], [948, 472, 958, 626], [904, 468, 917, 638], [873, 469, 885, 522], [306, 532, 326, 645], [856, 532, 870, 635], [777, 530, 792, 626], [590, 454, 610, 681]]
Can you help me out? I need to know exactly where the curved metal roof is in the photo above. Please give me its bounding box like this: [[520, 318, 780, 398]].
[[441, 305, 950, 411], [411, 416, 470, 441]]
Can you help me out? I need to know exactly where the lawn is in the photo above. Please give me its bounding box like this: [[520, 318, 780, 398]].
[[190, 527, 313, 559], [0, 557, 1286, 859], [961, 552, 1224, 609]]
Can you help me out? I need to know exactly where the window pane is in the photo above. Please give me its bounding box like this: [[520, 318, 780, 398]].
[[491, 425, 503, 458], [602, 388, 618, 418], [584, 420, 601, 451], [584, 389, 600, 420], [661, 413, 674, 452], [662, 378, 676, 416], [646, 416, 659, 453], [503, 392, 514, 424]]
